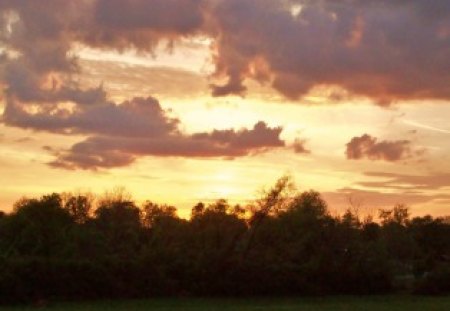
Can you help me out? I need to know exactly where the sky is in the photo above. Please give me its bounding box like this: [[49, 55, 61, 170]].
[[0, 0, 450, 217]]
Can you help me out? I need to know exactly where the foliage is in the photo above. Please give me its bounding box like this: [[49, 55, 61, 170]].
[[0, 178, 449, 303]]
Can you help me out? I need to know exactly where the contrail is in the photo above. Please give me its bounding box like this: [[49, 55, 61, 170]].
[[403, 119, 450, 135]]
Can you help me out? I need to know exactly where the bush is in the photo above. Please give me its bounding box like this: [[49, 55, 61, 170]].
[[414, 264, 450, 295]]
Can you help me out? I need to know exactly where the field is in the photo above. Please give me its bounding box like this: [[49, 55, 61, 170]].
[[1, 297, 450, 311]]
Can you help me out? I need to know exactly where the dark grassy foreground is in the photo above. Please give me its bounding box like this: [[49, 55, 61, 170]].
[[1, 297, 450, 311]]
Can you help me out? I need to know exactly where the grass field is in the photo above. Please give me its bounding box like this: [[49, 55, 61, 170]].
[[1, 297, 450, 311]]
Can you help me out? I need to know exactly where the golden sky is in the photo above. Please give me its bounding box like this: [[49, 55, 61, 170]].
[[1, 0, 450, 217]]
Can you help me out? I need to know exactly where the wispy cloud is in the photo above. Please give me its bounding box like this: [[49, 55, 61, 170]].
[[403, 119, 450, 135]]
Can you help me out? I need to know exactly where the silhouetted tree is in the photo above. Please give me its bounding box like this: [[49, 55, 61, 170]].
[[142, 201, 177, 228], [0, 180, 449, 302], [62, 192, 94, 224], [93, 196, 142, 258], [2, 194, 74, 258], [191, 202, 205, 219]]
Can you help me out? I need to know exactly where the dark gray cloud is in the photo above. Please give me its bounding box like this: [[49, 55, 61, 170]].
[[84, 0, 207, 50], [1, 60, 106, 104], [49, 120, 285, 170], [192, 121, 284, 150], [0, 0, 206, 105], [3, 92, 284, 170], [210, 0, 450, 104], [3, 96, 179, 137], [1, 0, 450, 104], [4, 92, 285, 170], [94, 0, 204, 33], [346, 134, 415, 162], [50, 148, 137, 171]]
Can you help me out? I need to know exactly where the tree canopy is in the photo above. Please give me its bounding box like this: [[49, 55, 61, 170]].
[[0, 177, 449, 304]]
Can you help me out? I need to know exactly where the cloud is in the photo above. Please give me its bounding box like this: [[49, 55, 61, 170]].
[[322, 169, 450, 214], [0, 0, 206, 54], [2, 0, 450, 106], [50, 148, 137, 170], [2, 91, 285, 170], [292, 138, 310, 154], [210, 0, 450, 103], [49, 120, 285, 170], [2, 89, 284, 170], [0, 0, 206, 105], [85, 0, 206, 50], [322, 187, 447, 212], [0, 0, 290, 171], [1, 0, 449, 170], [345, 134, 416, 162], [359, 172, 450, 190], [94, 0, 204, 33], [192, 121, 284, 150], [3, 96, 179, 137]]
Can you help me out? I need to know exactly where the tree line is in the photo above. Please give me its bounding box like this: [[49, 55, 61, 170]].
[[0, 177, 450, 304]]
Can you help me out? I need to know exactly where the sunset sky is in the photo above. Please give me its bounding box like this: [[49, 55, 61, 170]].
[[1, 0, 450, 217]]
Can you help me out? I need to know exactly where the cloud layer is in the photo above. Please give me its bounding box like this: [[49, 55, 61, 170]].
[[360, 172, 450, 190], [50, 117, 285, 170], [210, 0, 450, 104], [2, 0, 449, 103], [0, 0, 287, 169], [6, 94, 284, 170], [1, 0, 449, 169], [322, 187, 447, 212]]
